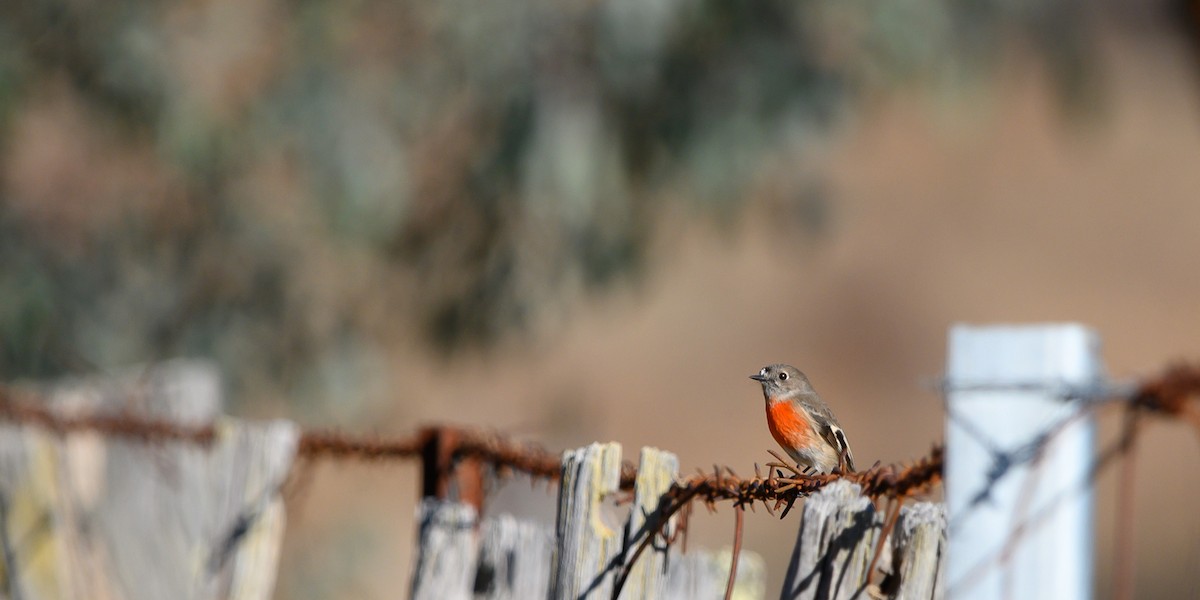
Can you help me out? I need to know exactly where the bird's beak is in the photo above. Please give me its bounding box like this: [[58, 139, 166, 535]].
[[749, 373, 768, 382]]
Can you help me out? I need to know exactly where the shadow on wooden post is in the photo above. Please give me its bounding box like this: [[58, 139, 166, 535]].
[[885, 503, 946, 600], [621, 448, 680, 598], [780, 480, 883, 600], [411, 500, 478, 600], [475, 514, 554, 599]]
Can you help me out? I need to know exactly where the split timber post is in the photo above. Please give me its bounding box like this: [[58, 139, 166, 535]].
[[550, 443, 680, 599], [778, 480, 946, 600], [944, 324, 1100, 600], [779, 480, 884, 599], [409, 500, 558, 600], [549, 442, 626, 597]]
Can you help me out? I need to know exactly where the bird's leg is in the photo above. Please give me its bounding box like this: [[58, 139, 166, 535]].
[[837, 448, 854, 474]]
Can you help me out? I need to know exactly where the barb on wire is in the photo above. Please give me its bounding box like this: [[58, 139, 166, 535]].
[[1131, 362, 1200, 435]]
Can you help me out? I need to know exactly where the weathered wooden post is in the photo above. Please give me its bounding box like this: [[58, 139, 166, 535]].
[[475, 514, 555, 599], [664, 548, 766, 600], [888, 502, 946, 600], [622, 447, 680, 598], [0, 361, 298, 600], [411, 442, 691, 599], [944, 324, 1099, 600], [779, 480, 883, 600], [410, 497, 560, 600], [550, 443, 688, 599], [410, 500, 478, 600], [550, 442, 625, 598]]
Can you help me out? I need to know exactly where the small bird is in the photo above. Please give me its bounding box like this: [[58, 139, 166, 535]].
[[751, 364, 856, 474]]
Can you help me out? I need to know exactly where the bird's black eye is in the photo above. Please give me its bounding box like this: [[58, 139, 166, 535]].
[[778, 372, 788, 381]]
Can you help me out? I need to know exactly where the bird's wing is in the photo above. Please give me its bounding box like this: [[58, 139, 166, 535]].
[[819, 421, 856, 473]]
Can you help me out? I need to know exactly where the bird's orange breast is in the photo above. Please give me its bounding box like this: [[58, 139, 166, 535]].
[[766, 400, 819, 450]]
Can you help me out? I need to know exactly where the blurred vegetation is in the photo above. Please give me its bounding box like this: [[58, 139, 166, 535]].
[[0, 0, 1096, 393]]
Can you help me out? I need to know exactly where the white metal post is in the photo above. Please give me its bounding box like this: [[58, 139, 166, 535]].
[[945, 324, 1100, 600]]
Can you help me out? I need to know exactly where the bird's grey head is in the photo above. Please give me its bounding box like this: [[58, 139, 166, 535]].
[[749, 364, 815, 398]]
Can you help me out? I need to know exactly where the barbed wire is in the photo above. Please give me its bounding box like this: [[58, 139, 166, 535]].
[[0, 385, 941, 504], [1, 361, 1197, 507], [0, 388, 217, 445], [3, 362, 1200, 600], [1131, 362, 1200, 429]]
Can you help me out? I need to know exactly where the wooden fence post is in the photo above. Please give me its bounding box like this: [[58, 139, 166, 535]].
[[779, 480, 882, 600], [620, 447, 679, 599], [664, 548, 766, 600], [888, 502, 946, 600], [409, 444, 693, 600], [0, 361, 298, 600], [410, 500, 478, 600], [550, 442, 624, 598], [475, 513, 555, 600], [944, 324, 1099, 600]]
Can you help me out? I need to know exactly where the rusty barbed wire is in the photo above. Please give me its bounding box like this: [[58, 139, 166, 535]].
[[1131, 362, 1200, 433], [0, 382, 943, 504], [295, 428, 429, 460], [2, 360, 1197, 511], [6, 362, 1200, 600], [660, 445, 944, 518], [453, 430, 573, 483], [0, 386, 218, 445], [609, 447, 944, 599]]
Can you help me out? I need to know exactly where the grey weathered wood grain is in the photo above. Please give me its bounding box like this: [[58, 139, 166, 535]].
[[664, 547, 766, 600], [0, 361, 298, 600], [779, 480, 882, 600], [549, 442, 624, 599], [410, 500, 479, 600], [890, 502, 946, 600], [620, 447, 679, 599], [474, 513, 553, 600]]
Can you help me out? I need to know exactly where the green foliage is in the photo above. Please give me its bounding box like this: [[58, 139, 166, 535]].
[[0, 0, 1096, 383]]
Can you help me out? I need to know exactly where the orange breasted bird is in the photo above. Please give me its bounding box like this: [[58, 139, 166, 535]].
[[751, 364, 856, 474]]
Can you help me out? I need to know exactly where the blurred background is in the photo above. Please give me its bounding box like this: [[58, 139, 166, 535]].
[[3, 0, 1200, 597]]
